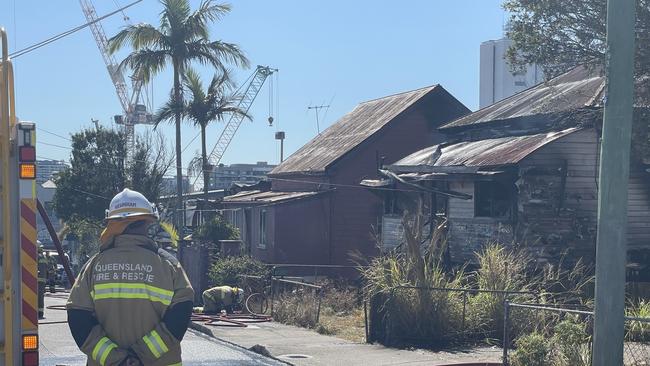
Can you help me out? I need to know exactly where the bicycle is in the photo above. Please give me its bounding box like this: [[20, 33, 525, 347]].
[[239, 274, 271, 316]]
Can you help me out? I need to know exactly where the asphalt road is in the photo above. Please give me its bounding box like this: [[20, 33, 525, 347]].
[[39, 293, 285, 366]]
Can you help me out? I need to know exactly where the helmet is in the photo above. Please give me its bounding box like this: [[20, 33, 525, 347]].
[[106, 188, 159, 220], [233, 287, 245, 303]]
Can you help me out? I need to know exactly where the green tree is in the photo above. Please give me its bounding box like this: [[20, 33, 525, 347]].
[[504, 0, 650, 163], [108, 0, 249, 225], [503, 0, 650, 79], [52, 128, 169, 223], [193, 215, 239, 244], [156, 69, 250, 199]]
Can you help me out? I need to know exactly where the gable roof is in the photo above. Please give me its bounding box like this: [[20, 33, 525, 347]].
[[270, 85, 444, 175], [388, 128, 581, 172], [222, 190, 322, 205], [441, 65, 605, 131]]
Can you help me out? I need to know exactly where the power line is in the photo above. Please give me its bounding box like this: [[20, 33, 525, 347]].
[[9, 0, 143, 59], [36, 154, 177, 179], [39, 127, 201, 176], [37, 140, 191, 174]]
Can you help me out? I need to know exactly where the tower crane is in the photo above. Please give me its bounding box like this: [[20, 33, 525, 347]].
[[79, 0, 152, 163], [193, 65, 277, 188]]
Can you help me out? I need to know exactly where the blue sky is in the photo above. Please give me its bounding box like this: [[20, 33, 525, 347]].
[[2, 0, 506, 174]]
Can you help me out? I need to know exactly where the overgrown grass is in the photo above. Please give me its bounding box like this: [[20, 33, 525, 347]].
[[272, 290, 320, 328], [362, 201, 596, 348], [626, 299, 650, 342], [272, 285, 366, 342]]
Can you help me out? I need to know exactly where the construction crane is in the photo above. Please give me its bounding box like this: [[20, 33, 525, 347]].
[[194, 65, 277, 187], [79, 0, 152, 163]]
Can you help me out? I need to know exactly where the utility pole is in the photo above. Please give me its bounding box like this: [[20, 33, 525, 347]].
[[592, 0, 636, 365], [307, 104, 329, 134]]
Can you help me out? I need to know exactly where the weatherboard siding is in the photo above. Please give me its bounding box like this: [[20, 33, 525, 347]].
[[444, 128, 650, 264]]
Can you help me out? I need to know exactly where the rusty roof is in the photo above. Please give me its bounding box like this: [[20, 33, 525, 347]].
[[221, 190, 322, 204], [387, 128, 581, 171], [441, 66, 605, 130], [270, 85, 450, 175]]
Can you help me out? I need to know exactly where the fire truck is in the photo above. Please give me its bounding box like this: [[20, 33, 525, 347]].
[[0, 27, 40, 366]]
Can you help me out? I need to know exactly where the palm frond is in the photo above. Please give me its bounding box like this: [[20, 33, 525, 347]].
[[185, 1, 231, 40], [107, 23, 167, 54], [183, 68, 206, 101], [159, 221, 179, 248], [184, 40, 249, 71], [118, 49, 170, 83], [153, 90, 186, 127], [161, 0, 191, 33]]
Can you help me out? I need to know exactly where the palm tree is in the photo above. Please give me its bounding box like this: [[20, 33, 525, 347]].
[[108, 0, 249, 227], [156, 69, 250, 201]]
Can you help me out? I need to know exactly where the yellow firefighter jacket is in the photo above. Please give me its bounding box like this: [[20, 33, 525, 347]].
[[202, 286, 237, 312], [67, 234, 194, 366]]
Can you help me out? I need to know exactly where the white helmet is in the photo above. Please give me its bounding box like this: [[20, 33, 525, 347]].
[[105, 188, 159, 220]]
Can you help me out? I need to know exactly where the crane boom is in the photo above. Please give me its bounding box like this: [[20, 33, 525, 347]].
[[79, 0, 130, 113], [79, 0, 150, 164], [206, 65, 276, 169]]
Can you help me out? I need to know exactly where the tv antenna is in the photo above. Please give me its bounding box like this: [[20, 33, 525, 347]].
[[307, 104, 329, 134]]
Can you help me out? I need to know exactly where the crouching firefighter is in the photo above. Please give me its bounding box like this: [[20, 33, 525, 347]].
[[67, 189, 194, 366], [202, 286, 244, 314]]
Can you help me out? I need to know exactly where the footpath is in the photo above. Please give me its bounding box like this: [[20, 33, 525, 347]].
[[192, 320, 502, 366]]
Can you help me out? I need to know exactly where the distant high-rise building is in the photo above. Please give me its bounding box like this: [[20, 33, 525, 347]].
[[208, 162, 276, 190], [36, 159, 68, 184], [161, 176, 192, 195], [479, 38, 544, 108]]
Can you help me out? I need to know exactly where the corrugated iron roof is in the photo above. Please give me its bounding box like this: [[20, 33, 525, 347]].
[[441, 66, 605, 130], [222, 190, 322, 204], [270, 85, 442, 175], [388, 128, 580, 171]]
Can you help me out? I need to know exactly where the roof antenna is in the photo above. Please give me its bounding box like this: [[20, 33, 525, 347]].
[[307, 104, 329, 134]]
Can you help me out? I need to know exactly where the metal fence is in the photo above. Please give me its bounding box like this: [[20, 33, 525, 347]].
[[270, 277, 323, 326], [503, 302, 650, 365], [370, 286, 537, 346]]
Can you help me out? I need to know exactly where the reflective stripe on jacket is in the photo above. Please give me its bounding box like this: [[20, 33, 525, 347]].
[[67, 234, 194, 366]]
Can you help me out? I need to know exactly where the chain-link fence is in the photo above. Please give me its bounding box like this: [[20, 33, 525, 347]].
[[503, 302, 650, 366]]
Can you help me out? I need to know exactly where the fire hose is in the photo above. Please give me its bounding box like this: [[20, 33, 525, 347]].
[[191, 313, 273, 328], [44, 303, 273, 328]]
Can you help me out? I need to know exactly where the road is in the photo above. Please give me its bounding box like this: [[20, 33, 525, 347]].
[[39, 293, 286, 366]]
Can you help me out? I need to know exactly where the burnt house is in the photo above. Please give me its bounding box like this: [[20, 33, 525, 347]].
[[364, 66, 650, 267], [220, 85, 469, 265]]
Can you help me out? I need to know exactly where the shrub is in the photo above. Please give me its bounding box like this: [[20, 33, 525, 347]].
[[193, 215, 239, 244], [510, 332, 550, 366], [208, 256, 269, 287], [552, 318, 591, 366]]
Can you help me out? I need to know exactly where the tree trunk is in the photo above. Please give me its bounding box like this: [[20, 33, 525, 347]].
[[201, 123, 209, 201], [173, 60, 184, 234]]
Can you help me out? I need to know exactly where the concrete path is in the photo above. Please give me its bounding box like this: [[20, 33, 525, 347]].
[[39, 293, 285, 365], [200, 319, 502, 365]]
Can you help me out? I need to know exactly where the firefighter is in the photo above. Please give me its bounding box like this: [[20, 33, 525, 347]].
[[37, 246, 47, 319], [67, 188, 194, 366], [202, 285, 244, 314], [45, 251, 57, 293]]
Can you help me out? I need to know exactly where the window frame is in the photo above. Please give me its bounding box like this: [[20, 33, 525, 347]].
[[473, 180, 514, 219], [258, 209, 267, 249]]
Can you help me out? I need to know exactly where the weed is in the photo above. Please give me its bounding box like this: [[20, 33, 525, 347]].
[[510, 332, 550, 366]]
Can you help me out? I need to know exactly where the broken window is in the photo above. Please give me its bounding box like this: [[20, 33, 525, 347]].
[[474, 181, 513, 218]]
